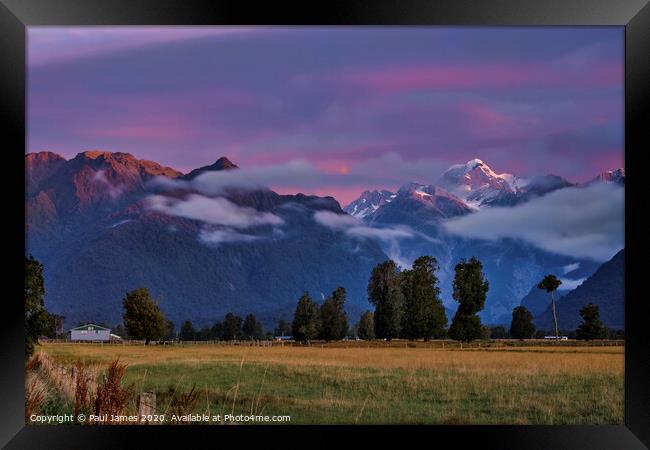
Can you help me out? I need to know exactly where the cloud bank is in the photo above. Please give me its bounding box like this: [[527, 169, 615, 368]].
[[313, 210, 414, 243], [146, 193, 283, 246], [147, 194, 283, 228], [442, 183, 624, 261]]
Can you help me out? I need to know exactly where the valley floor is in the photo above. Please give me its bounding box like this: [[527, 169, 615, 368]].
[[30, 342, 624, 425]]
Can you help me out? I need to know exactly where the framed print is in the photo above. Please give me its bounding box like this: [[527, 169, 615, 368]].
[[1, 0, 648, 448]]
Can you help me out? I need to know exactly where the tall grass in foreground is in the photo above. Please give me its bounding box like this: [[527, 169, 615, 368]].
[[26, 352, 140, 424], [92, 360, 134, 422]]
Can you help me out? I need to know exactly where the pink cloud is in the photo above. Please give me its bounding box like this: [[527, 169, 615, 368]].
[[87, 124, 190, 140], [336, 61, 622, 94]]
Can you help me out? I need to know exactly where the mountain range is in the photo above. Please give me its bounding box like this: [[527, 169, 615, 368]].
[[26, 151, 388, 329], [343, 158, 624, 326], [26, 151, 625, 329]]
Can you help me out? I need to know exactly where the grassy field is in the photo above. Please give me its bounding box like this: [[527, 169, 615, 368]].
[[33, 342, 624, 425]]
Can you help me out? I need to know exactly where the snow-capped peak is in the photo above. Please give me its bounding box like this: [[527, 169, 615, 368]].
[[344, 189, 395, 218], [467, 158, 485, 168], [440, 158, 517, 195], [587, 168, 625, 186]]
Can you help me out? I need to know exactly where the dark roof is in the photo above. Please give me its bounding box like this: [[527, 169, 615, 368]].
[[70, 323, 111, 331]]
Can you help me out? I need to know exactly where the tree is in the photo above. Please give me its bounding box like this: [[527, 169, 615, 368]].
[[448, 257, 489, 342], [162, 320, 175, 340], [509, 306, 536, 340], [242, 314, 264, 340], [222, 313, 243, 341], [319, 287, 349, 341], [489, 325, 509, 339], [576, 303, 607, 340], [401, 256, 447, 340], [537, 275, 562, 341], [179, 321, 196, 340], [292, 293, 321, 343], [44, 313, 66, 339], [368, 260, 404, 340], [211, 321, 224, 340], [196, 325, 213, 341], [357, 311, 375, 340], [122, 288, 166, 345], [274, 320, 291, 337], [25, 255, 50, 358]]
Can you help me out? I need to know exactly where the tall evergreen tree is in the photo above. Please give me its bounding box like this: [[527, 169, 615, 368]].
[[211, 321, 223, 340], [509, 306, 536, 340], [196, 325, 212, 341], [292, 293, 321, 343], [242, 313, 264, 340], [222, 313, 243, 341], [319, 287, 349, 341], [368, 260, 404, 341], [537, 275, 563, 341], [401, 256, 447, 340], [122, 287, 166, 345], [448, 257, 489, 342], [25, 255, 50, 358], [576, 303, 607, 340], [163, 319, 175, 340], [357, 311, 375, 340], [179, 320, 196, 341]]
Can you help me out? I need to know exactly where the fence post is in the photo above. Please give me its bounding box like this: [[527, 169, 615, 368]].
[[138, 392, 156, 423]]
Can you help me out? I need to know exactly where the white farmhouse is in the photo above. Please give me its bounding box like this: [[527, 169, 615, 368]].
[[70, 323, 111, 342]]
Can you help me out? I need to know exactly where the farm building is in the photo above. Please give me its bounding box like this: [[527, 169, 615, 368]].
[[69, 323, 112, 342]]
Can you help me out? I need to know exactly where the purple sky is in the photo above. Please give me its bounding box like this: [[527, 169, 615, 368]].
[[28, 26, 624, 205]]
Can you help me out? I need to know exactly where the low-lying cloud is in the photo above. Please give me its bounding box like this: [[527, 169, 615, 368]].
[[561, 262, 580, 274], [313, 210, 414, 243], [93, 170, 126, 199], [558, 277, 586, 291], [442, 183, 624, 261], [147, 194, 283, 228], [198, 228, 260, 245]]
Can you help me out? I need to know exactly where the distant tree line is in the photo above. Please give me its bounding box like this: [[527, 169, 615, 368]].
[[24, 255, 622, 352], [177, 312, 267, 341], [288, 256, 488, 343]]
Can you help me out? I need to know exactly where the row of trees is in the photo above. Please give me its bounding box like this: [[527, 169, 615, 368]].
[[24, 253, 616, 357], [179, 312, 265, 341], [122, 288, 271, 342], [287, 256, 488, 343], [288, 256, 612, 343], [366, 256, 488, 342]]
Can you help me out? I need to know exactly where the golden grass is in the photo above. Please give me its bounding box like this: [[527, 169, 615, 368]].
[[41, 343, 623, 374], [37, 343, 624, 425]]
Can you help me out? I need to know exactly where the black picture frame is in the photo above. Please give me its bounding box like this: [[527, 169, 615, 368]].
[[2, 0, 648, 448]]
